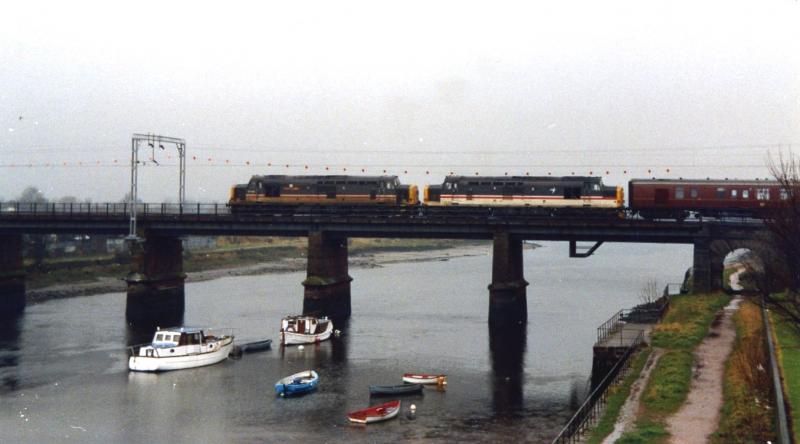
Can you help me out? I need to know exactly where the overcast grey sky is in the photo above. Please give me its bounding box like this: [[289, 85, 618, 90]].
[[1, 0, 798, 202]]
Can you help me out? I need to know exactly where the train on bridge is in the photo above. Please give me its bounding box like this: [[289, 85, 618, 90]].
[[229, 174, 785, 220]]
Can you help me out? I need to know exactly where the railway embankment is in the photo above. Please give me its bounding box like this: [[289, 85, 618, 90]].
[[584, 292, 731, 443]]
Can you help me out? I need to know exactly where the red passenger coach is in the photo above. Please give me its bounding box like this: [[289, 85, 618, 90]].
[[629, 179, 785, 220]]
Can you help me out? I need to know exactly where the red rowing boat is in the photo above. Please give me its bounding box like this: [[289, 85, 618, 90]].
[[402, 373, 447, 385], [347, 400, 401, 424]]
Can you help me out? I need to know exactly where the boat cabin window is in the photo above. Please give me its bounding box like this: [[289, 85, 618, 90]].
[[156, 334, 164, 341], [675, 187, 684, 199], [743, 189, 750, 199], [757, 188, 770, 200]]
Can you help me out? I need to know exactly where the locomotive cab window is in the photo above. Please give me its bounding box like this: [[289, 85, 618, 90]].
[[675, 187, 684, 199], [592, 184, 600, 192]]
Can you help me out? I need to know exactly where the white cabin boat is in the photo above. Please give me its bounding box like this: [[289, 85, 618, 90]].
[[128, 327, 234, 372], [280, 315, 333, 346]]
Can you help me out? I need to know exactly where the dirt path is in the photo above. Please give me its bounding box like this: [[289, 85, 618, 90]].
[[665, 297, 742, 444], [601, 348, 665, 444], [728, 266, 745, 292]]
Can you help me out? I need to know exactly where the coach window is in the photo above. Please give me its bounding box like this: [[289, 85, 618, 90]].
[[781, 189, 789, 200], [742, 189, 749, 199], [675, 187, 684, 199], [690, 188, 698, 198], [731, 189, 737, 198], [716, 187, 725, 199], [757, 188, 770, 200]]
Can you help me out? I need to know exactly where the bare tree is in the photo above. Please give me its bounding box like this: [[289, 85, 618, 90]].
[[742, 152, 800, 332], [639, 278, 660, 306]]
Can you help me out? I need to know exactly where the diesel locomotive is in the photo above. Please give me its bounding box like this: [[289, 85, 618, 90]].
[[228, 175, 418, 210], [424, 175, 624, 208]]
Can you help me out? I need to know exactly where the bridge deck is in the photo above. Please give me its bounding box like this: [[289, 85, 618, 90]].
[[0, 202, 764, 241]]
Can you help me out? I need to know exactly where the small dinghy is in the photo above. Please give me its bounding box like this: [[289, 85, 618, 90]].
[[275, 370, 319, 397], [402, 373, 447, 385], [347, 400, 401, 424], [369, 383, 424, 397], [239, 339, 272, 353], [280, 315, 333, 346], [128, 327, 234, 372]]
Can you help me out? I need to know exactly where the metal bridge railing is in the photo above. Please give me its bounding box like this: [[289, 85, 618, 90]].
[[0, 202, 231, 217]]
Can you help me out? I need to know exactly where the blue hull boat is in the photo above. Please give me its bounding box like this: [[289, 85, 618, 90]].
[[275, 370, 319, 397]]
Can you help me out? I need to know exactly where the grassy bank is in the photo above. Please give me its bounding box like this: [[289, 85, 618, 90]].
[[25, 237, 485, 289], [617, 293, 731, 443], [713, 300, 774, 443], [584, 348, 653, 444], [771, 308, 800, 442]]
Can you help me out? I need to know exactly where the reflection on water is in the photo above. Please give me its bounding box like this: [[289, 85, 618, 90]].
[[0, 313, 22, 393], [489, 323, 526, 417], [0, 242, 692, 443]]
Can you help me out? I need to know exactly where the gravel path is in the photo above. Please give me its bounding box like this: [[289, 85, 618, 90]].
[[602, 348, 665, 444], [665, 296, 742, 444]]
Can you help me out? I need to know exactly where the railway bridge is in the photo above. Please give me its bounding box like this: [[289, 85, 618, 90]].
[[0, 202, 766, 325]]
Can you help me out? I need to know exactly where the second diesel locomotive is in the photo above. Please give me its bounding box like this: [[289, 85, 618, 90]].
[[424, 175, 624, 209]]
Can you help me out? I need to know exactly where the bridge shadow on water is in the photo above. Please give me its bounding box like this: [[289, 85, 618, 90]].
[[124, 291, 185, 346], [489, 323, 527, 417], [0, 311, 22, 394]]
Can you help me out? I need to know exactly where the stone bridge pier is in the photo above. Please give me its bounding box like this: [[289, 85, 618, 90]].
[[125, 235, 185, 327], [488, 232, 528, 326], [303, 231, 352, 319], [0, 234, 25, 317]]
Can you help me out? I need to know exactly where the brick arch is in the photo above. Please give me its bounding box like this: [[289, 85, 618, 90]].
[[693, 238, 766, 293]]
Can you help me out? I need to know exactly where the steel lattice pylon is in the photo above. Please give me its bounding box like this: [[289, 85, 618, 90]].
[[128, 133, 186, 239]]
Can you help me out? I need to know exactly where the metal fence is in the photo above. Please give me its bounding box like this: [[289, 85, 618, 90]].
[[596, 299, 668, 344], [762, 303, 791, 444], [551, 330, 645, 444]]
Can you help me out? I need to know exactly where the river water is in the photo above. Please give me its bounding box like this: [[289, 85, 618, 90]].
[[0, 241, 691, 443]]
